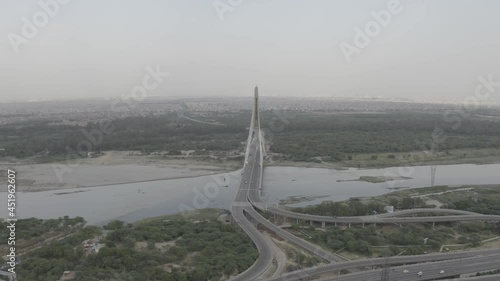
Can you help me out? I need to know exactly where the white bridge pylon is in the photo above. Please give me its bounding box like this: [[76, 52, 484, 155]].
[[244, 86, 265, 164]]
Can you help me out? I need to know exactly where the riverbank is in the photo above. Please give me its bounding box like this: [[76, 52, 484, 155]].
[[268, 147, 500, 169], [3, 147, 499, 192], [0, 150, 241, 192]]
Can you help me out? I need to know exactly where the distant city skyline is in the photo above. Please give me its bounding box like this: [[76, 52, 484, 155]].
[[1, 0, 499, 103]]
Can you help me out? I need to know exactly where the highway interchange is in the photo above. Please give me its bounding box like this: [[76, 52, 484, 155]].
[[230, 88, 500, 281], [319, 253, 500, 281]]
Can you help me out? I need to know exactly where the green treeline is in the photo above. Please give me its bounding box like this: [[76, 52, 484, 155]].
[[305, 222, 500, 257], [442, 193, 500, 215], [293, 197, 427, 217], [266, 112, 500, 162], [2, 111, 500, 160], [16, 217, 257, 281], [0, 216, 84, 242], [0, 112, 249, 158]]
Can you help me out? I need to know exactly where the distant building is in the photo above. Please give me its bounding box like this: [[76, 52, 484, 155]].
[[82, 239, 105, 254], [384, 206, 394, 213], [59, 271, 76, 281]]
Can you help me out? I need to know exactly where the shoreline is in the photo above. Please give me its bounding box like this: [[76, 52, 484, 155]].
[[0, 150, 242, 192], [11, 170, 239, 193], [268, 157, 500, 170], [58, 170, 239, 190], [3, 149, 500, 193]]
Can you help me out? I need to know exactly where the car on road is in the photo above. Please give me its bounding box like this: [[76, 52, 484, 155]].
[[244, 181, 248, 184], [417, 271, 423, 277], [439, 270, 445, 274], [403, 270, 409, 273]]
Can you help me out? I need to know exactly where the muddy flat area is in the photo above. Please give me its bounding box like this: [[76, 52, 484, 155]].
[[0, 151, 241, 192]]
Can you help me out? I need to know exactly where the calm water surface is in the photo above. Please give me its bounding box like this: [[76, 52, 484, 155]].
[[1, 164, 499, 225], [262, 164, 500, 207]]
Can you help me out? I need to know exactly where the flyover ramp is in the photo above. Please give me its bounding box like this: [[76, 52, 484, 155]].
[[323, 253, 500, 281], [265, 248, 500, 281], [230, 206, 274, 281], [250, 202, 500, 225]]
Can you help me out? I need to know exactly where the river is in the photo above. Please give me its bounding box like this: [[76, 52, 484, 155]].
[[1, 163, 499, 225]]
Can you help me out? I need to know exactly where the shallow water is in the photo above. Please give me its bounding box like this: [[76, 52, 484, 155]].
[[261, 163, 500, 207], [1, 163, 499, 225]]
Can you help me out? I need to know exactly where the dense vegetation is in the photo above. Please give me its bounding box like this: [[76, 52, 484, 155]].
[[16, 216, 257, 281], [437, 186, 500, 215], [0, 112, 249, 158], [300, 222, 500, 257], [309, 225, 446, 256], [293, 197, 426, 217], [294, 185, 500, 218], [266, 112, 500, 162], [0, 216, 84, 242], [2, 111, 500, 163], [290, 185, 500, 257], [15, 225, 101, 281]]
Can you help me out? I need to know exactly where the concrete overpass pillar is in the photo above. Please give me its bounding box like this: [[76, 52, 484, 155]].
[[322, 222, 326, 229], [310, 220, 313, 226], [432, 221, 435, 228], [362, 223, 365, 228], [348, 223, 351, 228], [373, 223, 376, 228]]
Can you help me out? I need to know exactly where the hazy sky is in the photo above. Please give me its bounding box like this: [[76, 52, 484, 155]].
[[1, 0, 499, 102]]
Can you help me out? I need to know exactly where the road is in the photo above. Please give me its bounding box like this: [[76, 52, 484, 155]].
[[267, 248, 500, 281], [322, 253, 500, 281], [231, 88, 345, 280], [230, 205, 274, 281], [445, 275, 500, 280], [230, 88, 275, 281], [231, 137, 274, 280], [243, 128, 342, 262], [231, 88, 500, 281], [249, 202, 500, 225]]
